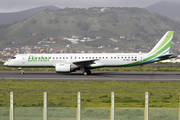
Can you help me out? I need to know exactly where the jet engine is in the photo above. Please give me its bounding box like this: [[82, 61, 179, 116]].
[[55, 63, 78, 73]]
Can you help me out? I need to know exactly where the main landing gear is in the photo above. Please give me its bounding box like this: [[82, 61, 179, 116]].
[[83, 70, 91, 75], [80, 67, 92, 75]]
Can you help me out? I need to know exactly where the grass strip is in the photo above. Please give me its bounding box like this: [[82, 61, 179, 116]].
[[0, 81, 180, 107]]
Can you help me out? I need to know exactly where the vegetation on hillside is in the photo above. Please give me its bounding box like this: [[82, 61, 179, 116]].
[[1, 7, 180, 53]]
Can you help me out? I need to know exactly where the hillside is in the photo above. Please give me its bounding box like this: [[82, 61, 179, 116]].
[[145, 1, 180, 22], [0, 6, 59, 24], [1, 7, 180, 53]]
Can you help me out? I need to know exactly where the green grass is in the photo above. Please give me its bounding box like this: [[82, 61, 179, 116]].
[[0, 81, 180, 107], [0, 107, 178, 120], [94, 66, 180, 72], [1, 65, 180, 72]]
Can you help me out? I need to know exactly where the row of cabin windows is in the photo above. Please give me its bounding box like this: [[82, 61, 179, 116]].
[[51, 56, 137, 59], [29, 56, 137, 60]]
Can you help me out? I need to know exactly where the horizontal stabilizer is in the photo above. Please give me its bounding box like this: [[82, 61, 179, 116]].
[[157, 53, 177, 60]]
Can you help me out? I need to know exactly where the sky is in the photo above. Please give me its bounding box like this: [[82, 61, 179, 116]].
[[0, 0, 179, 13]]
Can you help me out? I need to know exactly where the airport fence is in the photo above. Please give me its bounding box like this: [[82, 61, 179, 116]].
[[0, 92, 180, 120]]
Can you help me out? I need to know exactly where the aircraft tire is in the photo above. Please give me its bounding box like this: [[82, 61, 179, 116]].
[[20, 72, 24, 75], [87, 70, 91, 75], [83, 71, 87, 75]]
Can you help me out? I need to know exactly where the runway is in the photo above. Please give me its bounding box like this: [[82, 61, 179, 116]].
[[0, 71, 180, 81]]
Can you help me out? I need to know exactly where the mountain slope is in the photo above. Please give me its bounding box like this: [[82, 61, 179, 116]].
[[145, 1, 180, 21], [1, 7, 180, 52], [0, 6, 59, 24]]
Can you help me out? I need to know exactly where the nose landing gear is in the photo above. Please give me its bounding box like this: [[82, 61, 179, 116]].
[[18, 67, 24, 75], [20, 70, 24, 75]]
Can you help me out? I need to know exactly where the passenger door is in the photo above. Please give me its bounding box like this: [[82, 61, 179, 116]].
[[22, 54, 26, 64]]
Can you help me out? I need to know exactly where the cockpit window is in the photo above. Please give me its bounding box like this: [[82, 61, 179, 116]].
[[11, 57, 16, 59]]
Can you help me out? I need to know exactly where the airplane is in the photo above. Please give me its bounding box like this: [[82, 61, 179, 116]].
[[4, 31, 176, 75]]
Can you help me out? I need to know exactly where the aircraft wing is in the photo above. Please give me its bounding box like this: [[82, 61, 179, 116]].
[[157, 53, 177, 60], [73, 59, 99, 65]]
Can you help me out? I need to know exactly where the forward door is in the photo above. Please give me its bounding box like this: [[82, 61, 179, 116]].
[[21, 54, 26, 64]]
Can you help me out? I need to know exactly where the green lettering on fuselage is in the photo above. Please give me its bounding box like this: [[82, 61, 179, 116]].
[[28, 55, 50, 62], [28, 55, 34, 62]]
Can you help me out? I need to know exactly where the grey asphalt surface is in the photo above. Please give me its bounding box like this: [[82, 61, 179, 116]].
[[0, 71, 180, 82]]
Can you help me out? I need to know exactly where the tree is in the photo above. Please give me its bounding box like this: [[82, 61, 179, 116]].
[[30, 18, 37, 24], [76, 21, 90, 31]]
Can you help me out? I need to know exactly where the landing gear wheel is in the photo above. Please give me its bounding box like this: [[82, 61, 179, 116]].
[[83, 71, 87, 76], [87, 70, 91, 75], [20, 70, 24, 75], [20, 72, 24, 75]]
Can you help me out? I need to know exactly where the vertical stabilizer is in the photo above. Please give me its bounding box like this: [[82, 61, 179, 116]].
[[148, 31, 174, 57]]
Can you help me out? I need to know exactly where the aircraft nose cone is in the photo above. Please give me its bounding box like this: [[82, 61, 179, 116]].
[[4, 62, 8, 66]]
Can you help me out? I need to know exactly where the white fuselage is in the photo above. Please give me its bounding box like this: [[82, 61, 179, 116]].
[[5, 53, 147, 68]]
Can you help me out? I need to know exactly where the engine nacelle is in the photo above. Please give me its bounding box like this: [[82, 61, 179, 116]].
[[55, 63, 78, 73]]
